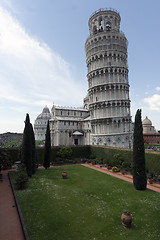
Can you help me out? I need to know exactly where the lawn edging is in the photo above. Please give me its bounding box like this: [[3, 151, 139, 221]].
[[8, 172, 29, 240]]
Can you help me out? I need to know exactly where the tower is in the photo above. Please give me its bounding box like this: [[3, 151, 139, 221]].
[[85, 8, 133, 148]]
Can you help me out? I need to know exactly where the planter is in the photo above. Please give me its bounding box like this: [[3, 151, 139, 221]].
[[62, 171, 67, 179], [121, 211, 132, 228]]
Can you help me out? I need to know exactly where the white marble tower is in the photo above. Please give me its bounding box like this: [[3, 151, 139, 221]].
[[85, 8, 133, 148]]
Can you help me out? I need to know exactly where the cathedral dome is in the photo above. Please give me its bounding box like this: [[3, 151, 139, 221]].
[[36, 106, 51, 120], [142, 116, 152, 126]]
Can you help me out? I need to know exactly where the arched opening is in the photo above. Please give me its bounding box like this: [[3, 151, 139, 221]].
[[93, 25, 97, 34], [106, 22, 111, 31]]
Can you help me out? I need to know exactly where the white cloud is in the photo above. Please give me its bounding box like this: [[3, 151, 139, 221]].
[[0, 5, 85, 107], [0, 4, 86, 132], [155, 87, 160, 91], [144, 94, 160, 111]]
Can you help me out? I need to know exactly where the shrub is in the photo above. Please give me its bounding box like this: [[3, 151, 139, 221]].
[[57, 146, 72, 159], [0, 150, 13, 169], [15, 164, 28, 190], [112, 153, 124, 167], [157, 175, 160, 182], [122, 161, 131, 169]]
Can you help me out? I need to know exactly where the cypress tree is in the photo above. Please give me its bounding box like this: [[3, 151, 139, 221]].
[[133, 109, 147, 190], [43, 120, 51, 169], [30, 123, 36, 174], [21, 113, 32, 177]]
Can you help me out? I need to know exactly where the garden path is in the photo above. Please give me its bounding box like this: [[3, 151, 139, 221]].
[[0, 170, 25, 240], [82, 163, 160, 193]]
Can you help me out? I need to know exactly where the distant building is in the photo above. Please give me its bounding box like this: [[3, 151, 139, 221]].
[[34, 106, 51, 141], [142, 116, 156, 134], [142, 116, 160, 144]]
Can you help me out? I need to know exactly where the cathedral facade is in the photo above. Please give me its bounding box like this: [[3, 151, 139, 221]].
[[34, 8, 133, 148]]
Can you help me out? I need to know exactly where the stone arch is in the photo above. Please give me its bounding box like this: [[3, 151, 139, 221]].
[[106, 21, 111, 31], [93, 25, 97, 34], [98, 16, 103, 26]]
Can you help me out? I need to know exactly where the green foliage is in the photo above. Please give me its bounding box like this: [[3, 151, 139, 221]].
[[71, 146, 91, 159], [43, 121, 51, 169], [0, 149, 13, 169], [30, 124, 36, 174], [1, 138, 22, 148], [145, 152, 160, 175], [112, 153, 124, 167], [57, 146, 73, 159], [12, 165, 160, 240], [15, 164, 28, 190], [90, 146, 132, 168], [1, 144, 160, 176], [133, 109, 147, 190], [122, 161, 131, 169], [21, 113, 36, 177]]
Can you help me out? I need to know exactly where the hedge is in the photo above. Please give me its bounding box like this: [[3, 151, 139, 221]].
[[0, 145, 160, 174], [90, 146, 160, 174]]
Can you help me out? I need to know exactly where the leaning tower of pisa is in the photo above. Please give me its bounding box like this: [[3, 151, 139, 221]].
[[85, 8, 133, 148]]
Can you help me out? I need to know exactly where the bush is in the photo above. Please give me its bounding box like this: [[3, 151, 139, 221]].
[[0, 149, 13, 169], [122, 161, 131, 169], [57, 146, 72, 159], [112, 153, 124, 167], [15, 164, 28, 190]]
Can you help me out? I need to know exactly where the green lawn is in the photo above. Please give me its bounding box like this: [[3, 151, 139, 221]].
[[14, 165, 160, 240]]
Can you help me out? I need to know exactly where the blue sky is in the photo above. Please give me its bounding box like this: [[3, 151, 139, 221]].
[[0, 0, 160, 133]]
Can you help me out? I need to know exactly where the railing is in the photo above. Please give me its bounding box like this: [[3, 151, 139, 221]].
[[90, 8, 120, 18]]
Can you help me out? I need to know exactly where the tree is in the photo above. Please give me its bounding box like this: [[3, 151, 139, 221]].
[[21, 114, 36, 177], [30, 123, 36, 174], [43, 121, 51, 169], [133, 109, 147, 190]]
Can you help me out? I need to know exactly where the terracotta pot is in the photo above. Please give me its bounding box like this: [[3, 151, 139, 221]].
[[121, 212, 132, 228], [62, 171, 67, 179]]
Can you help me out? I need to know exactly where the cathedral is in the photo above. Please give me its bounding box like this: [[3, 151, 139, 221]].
[[34, 8, 133, 148]]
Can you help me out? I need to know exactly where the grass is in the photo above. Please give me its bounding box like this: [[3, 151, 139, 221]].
[[13, 165, 160, 240]]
